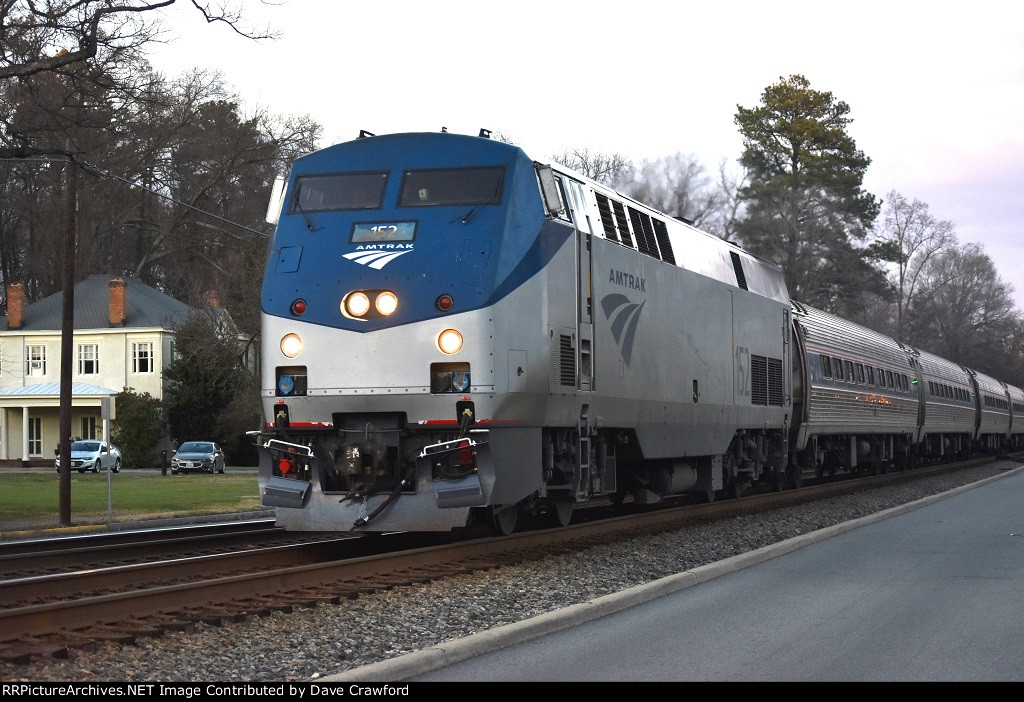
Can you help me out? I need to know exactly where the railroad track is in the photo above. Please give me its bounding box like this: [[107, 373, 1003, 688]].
[[0, 455, 1015, 665]]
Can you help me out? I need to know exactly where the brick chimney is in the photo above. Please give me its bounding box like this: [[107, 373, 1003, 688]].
[[109, 278, 126, 327], [6, 282, 24, 329]]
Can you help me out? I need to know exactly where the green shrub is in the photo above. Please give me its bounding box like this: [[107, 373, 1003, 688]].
[[111, 389, 164, 469]]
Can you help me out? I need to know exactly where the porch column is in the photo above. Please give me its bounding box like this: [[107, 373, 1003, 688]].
[[21, 405, 29, 463]]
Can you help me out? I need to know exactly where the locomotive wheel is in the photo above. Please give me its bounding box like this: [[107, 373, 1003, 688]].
[[552, 500, 573, 527], [489, 505, 518, 536]]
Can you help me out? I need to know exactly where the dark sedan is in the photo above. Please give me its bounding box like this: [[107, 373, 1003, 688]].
[[170, 441, 226, 474]]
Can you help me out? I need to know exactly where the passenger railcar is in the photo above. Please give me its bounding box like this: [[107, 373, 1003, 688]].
[[971, 369, 1011, 449], [915, 349, 975, 462], [789, 302, 920, 479], [255, 129, 1020, 534]]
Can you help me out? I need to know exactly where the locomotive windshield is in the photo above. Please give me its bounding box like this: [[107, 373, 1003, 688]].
[[398, 166, 505, 207], [291, 171, 388, 212]]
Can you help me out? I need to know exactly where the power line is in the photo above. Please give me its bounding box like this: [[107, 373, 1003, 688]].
[[0, 156, 270, 237]]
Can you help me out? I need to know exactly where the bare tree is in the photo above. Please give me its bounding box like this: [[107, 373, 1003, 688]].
[[551, 147, 632, 184], [0, 0, 275, 160], [701, 160, 749, 242], [874, 190, 957, 342], [610, 152, 727, 229], [905, 242, 1020, 374]]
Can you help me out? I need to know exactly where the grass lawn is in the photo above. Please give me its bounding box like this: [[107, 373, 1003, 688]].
[[0, 471, 262, 525]]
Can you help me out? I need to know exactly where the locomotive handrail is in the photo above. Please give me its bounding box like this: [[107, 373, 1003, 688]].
[[419, 437, 485, 458], [262, 439, 314, 458]]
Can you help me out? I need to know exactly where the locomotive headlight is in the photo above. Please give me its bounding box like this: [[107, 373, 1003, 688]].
[[375, 291, 398, 316], [280, 333, 303, 358], [437, 328, 463, 355], [343, 292, 371, 318]]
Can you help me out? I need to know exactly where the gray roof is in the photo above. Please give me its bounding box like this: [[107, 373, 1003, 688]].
[[0, 275, 196, 332], [0, 382, 118, 396]]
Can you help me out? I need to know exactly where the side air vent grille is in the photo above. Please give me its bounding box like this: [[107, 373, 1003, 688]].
[[611, 200, 634, 249], [751, 354, 785, 406], [768, 357, 784, 406], [751, 355, 768, 405], [731, 251, 748, 290], [652, 218, 675, 264], [559, 335, 576, 387], [594, 193, 620, 243]]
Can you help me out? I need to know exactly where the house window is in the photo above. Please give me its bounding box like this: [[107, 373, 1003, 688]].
[[132, 342, 154, 373], [28, 417, 41, 455], [81, 416, 98, 440], [26, 345, 46, 377], [78, 344, 99, 375]]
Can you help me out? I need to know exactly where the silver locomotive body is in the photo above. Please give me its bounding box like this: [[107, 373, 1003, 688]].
[[257, 132, 792, 532]]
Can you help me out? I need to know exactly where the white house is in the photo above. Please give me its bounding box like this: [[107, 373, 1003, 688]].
[[0, 275, 202, 466]]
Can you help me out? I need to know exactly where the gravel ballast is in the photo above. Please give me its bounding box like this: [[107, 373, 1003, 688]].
[[1, 462, 1016, 682]]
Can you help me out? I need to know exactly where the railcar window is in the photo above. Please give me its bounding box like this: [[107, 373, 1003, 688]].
[[835, 359, 845, 381], [856, 363, 865, 383], [292, 172, 388, 212], [846, 360, 856, 383], [866, 367, 875, 385], [398, 166, 505, 207], [886, 370, 894, 388], [820, 354, 833, 378]]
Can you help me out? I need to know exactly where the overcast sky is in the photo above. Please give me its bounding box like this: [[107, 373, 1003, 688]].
[[148, 0, 1024, 309]]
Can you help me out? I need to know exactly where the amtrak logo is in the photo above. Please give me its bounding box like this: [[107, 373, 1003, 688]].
[[343, 247, 412, 270], [601, 293, 645, 366]]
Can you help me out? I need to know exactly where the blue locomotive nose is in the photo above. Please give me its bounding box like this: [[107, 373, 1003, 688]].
[[261, 132, 546, 334]]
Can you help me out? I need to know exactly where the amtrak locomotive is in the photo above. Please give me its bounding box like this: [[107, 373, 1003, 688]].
[[256, 130, 1023, 534]]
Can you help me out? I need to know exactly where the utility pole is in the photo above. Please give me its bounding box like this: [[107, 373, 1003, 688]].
[[58, 156, 77, 527]]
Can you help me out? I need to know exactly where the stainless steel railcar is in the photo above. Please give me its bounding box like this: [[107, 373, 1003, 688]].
[[789, 302, 920, 478], [787, 302, 1021, 477], [256, 131, 793, 533], [915, 349, 975, 461]]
